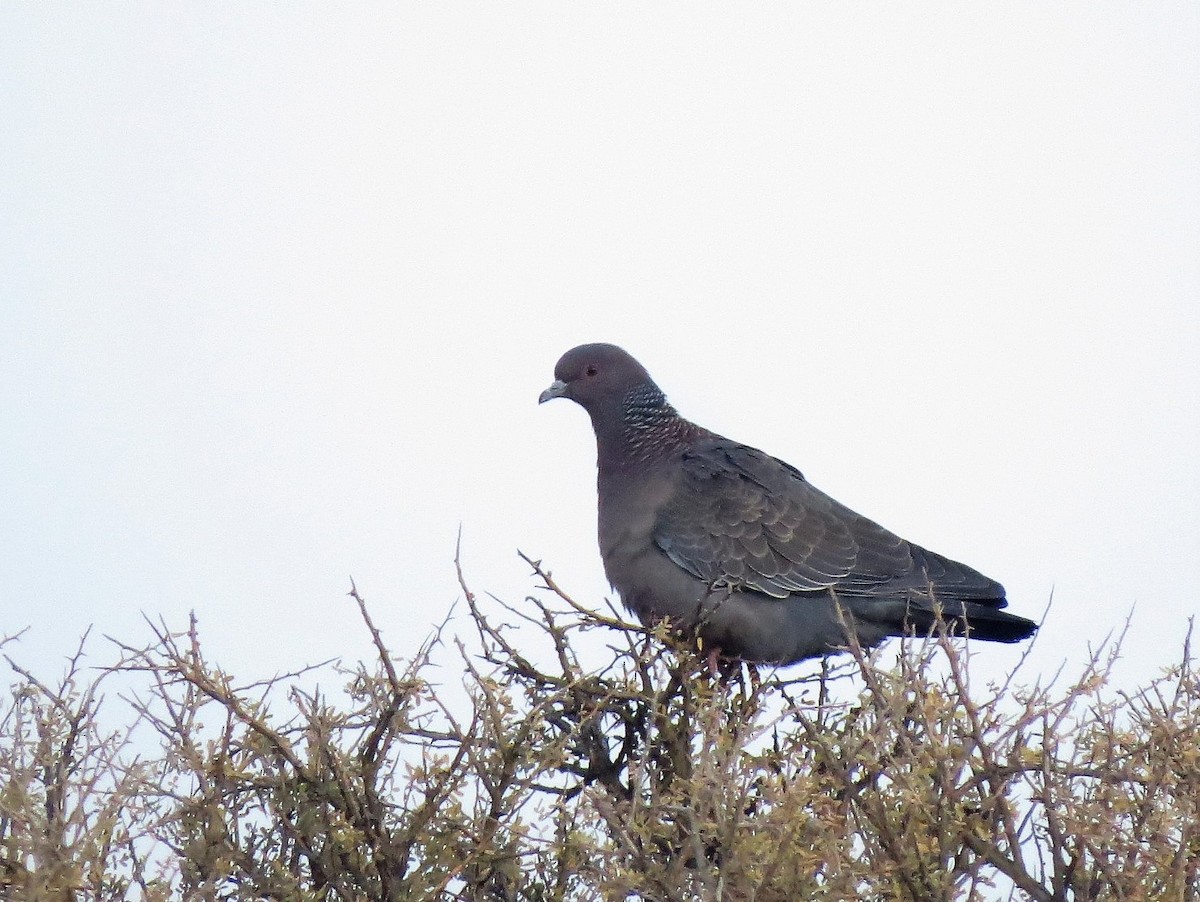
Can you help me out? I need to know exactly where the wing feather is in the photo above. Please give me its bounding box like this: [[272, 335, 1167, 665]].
[[653, 439, 1001, 602]]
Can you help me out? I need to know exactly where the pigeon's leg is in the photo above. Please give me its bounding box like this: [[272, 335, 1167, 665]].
[[706, 645, 722, 677]]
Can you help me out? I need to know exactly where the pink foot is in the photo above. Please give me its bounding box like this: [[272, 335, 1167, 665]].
[[706, 645, 722, 677]]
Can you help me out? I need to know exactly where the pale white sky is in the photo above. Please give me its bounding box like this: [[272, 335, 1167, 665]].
[[2, 6, 1197, 691]]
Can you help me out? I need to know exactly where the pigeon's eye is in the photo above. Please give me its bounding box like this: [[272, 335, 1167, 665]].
[[586, 365, 598, 378]]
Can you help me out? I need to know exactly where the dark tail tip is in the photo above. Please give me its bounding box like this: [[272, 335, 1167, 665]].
[[907, 604, 1039, 644]]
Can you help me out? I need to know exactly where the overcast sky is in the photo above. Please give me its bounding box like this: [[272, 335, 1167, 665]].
[[2, 5, 1197, 694]]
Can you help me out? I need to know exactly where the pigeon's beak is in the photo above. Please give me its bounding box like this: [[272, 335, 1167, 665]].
[[538, 379, 568, 404]]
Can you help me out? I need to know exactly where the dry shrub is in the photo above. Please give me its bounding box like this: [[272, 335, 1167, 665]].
[[1, 556, 1196, 901]]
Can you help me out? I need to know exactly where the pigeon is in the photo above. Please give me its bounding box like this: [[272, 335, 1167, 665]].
[[539, 342, 1038, 668]]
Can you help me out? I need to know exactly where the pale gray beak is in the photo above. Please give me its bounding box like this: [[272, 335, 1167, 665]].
[[538, 379, 568, 404]]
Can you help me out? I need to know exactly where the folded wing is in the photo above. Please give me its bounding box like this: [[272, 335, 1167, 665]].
[[653, 440, 1007, 606]]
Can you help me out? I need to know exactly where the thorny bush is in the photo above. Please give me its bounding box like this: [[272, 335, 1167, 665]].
[[1, 553, 1197, 901]]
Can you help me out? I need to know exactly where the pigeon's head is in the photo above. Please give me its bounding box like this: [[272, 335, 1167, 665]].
[[538, 343, 655, 414]]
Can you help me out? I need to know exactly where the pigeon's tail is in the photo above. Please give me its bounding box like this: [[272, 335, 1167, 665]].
[[856, 598, 1039, 645]]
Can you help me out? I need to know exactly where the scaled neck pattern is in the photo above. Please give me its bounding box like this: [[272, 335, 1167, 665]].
[[602, 382, 701, 468]]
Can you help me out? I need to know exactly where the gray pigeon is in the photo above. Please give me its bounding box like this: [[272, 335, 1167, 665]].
[[539, 343, 1038, 668]]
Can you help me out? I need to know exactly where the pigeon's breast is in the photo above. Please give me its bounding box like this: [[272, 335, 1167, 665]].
[[596, 462, 679, 591]]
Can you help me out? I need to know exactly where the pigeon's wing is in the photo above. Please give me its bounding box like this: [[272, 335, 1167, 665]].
[[653, 439, 1002, 601]]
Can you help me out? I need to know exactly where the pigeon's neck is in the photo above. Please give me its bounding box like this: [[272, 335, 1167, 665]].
[[592, 382, 700, 470]]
